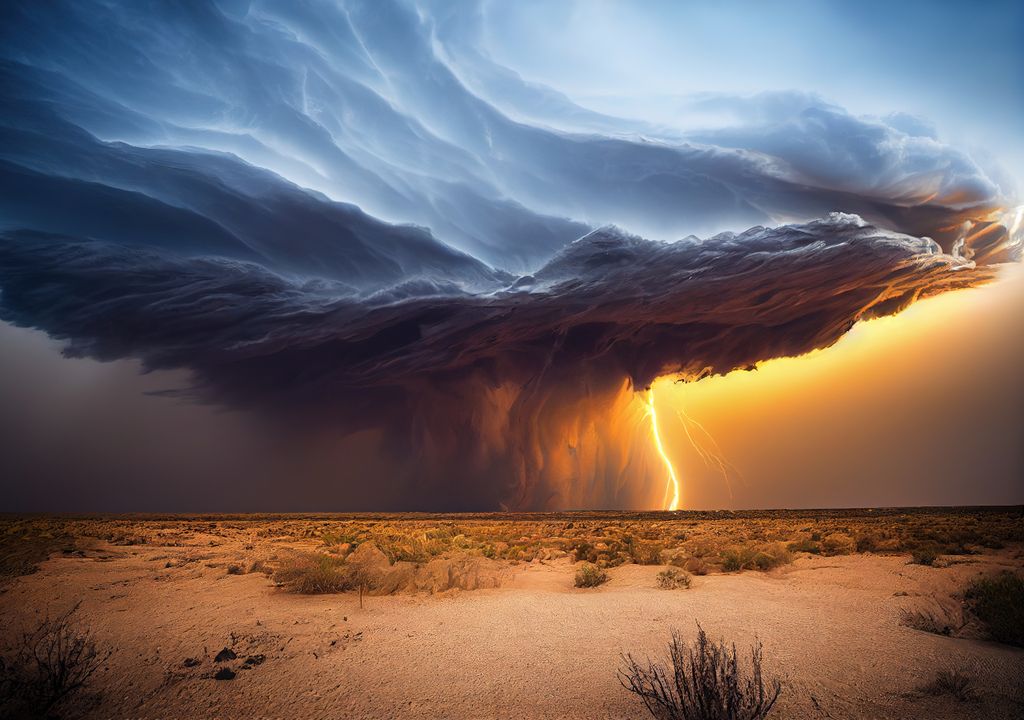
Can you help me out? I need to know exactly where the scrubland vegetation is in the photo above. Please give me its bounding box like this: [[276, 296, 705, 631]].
[[1, 508, 1020, 598], [964, 571, 1024, 646], [0, 509, 1020, 719]]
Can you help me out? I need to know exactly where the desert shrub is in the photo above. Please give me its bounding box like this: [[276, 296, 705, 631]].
[[899, 607, 957, 637], [372, 534, 430, 564], [721, 544, 792, 572], [919, 668, 975, 701], [684, 561, 708, 577], [274, 552, 353, 593], [571, 540, 598, 564], [0, 603, 111, 718], [320, 530, 360, 547], [657, 568, 692, 590], [910, 547, 939, 566], [964, 572, 1024, 646], [575, 563, 609, 588], [667, 552, 688, 568], [751, 544, 792, 570], [721, 546, 755, 572], [619, 624, 781, 720], [685, 557, 710, 576], [247, 559, 270, 575], [630, 541, 666, 566], [854, 532, 879, 553], [820, 533, 855, 556], [786, 538, 821, 555], [684, 540, 719, 559]]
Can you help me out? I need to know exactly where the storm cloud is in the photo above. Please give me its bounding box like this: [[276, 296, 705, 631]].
[[0, 0, 1019, 509], [0, 216, 999, 508]]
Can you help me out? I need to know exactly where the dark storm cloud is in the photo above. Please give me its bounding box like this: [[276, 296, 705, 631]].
[[0, 216, 995, 507]]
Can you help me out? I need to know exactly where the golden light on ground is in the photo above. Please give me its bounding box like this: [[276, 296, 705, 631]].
[[646, 262, 1024, 509]]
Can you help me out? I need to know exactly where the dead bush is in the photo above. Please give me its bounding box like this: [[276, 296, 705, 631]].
[[0, 603, 111, 718], [619, 624, 781, 720]]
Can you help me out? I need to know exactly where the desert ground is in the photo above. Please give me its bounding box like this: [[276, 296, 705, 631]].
[[1, 509, 1022, 719]]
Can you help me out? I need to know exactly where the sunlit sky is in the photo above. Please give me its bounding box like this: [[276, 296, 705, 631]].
[[650, 262, 1024, 509]]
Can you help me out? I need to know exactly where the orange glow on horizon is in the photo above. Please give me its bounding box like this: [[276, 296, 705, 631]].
[[646, 261, 1024, 509]]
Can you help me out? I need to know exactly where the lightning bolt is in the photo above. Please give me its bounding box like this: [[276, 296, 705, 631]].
[[645, 387, 681, 511]]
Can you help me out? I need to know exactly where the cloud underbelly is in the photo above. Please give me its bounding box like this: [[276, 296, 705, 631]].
[[0, 214, 1003, 509]]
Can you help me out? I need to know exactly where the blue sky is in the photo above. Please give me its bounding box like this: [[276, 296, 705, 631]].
[[482, 0, 1024, 188]]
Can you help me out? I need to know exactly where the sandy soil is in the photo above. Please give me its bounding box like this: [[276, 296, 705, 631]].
[[1, 531, 1022, 720]]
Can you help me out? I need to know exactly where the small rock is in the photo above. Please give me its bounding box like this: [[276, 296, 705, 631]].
[[214, 667, 236, 680], [183, 657, 201, 668], [243, 654, 266, 666], [214, 647, 237, 663]]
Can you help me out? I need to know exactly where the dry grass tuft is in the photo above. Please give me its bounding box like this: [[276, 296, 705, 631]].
[[919, 668, 976, 702]]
